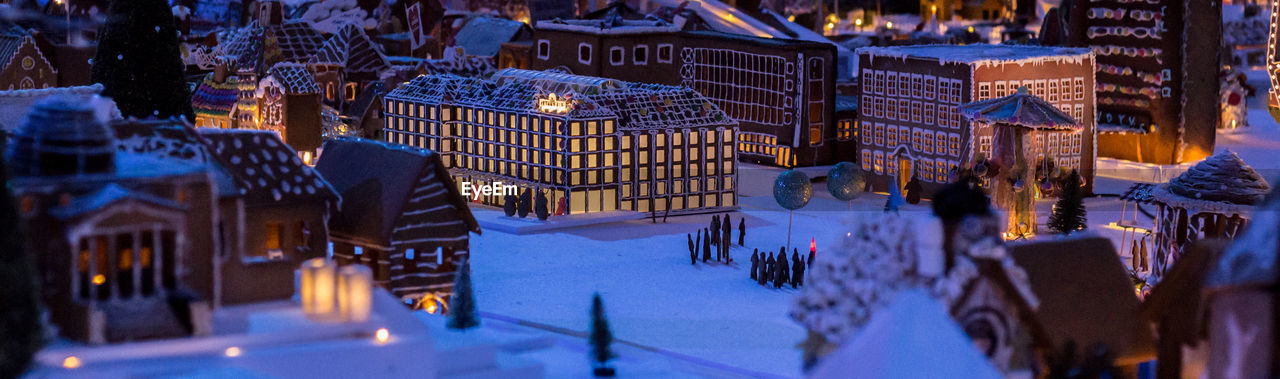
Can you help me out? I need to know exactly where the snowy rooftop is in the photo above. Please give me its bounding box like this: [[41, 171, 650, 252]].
[[534, 18, 681, 34], [857, 44, 1093, 66], [196, 128, 338, 206]]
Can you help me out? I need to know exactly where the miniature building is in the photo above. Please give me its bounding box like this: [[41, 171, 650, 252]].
[[418, 46, 498, 77], [1202, 191, 1280, 379], [313, 24, 392, 111], [0, 32, 57, 90], [8, 97, 219, 344], [1138, 239, 1229, 379], [191, 68, 240, 129], [498, 41, 531, 70], [450, 16, 531, 59], [383, 68, 739, 215], [1067, 0, 1221, 164], [195, 128, 339, 304], [832, 94, 858, 169], [1009, 236, 1157, 369], [856, 45, 1096, 197], [920, 0, 1009, 22], [315, 137, 481, 307], [529, 19, 836, 167], [257, 62, 324, 156], [1135, 151, 1269, 277], [0, 84, 119, 135]]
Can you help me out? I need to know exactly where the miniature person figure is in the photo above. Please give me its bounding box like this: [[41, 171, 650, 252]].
[[807, 245, 815, 268], [688, 234, 697, 265], [775, 251, 789, 289], [738, 218, 745, 246], [721, 222, 731, 262], [722, 213, 732, 247], [756, 255, 768, 286], [711, 216, 721, 248], [702, 228, 712, 262], [750, 249, 759, 280], [788, 249, 798, 288], [765, 252, 776, 285]]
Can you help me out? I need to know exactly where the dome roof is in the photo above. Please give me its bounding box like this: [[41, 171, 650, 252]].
[[1160, 150, 1269, 207], [5, 95, 116, 177]]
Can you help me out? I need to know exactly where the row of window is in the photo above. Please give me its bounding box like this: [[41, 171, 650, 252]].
[[974, 132, 1084, 161], [386, 101, 621, 138], [977, 78, 1086, 103], [863, 123, 963, 158], [860, 149, 958, 184], [621, 176, 734, 198], [861, 96, 964, 128], [534, 39, 675, 66], [861, 70, 964, 104]]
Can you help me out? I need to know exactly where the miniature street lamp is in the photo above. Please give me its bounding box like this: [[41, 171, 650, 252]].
[[300, 258, 337, 317], [337, 264, 373, 322]]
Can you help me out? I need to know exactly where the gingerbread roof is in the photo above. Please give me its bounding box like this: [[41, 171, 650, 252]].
[[315, 137, 479, 248], [0, 34, 27, 71], [418, 53, 496, 77], [1009, 236, 1155, 364], [451, 16, 529, 57], [315, 24, 390, 75], [266, 63, 321, 95], [196, 128, 339, 206], [191, 73, 239, 117], [959, 87, 1079, 130], [111, 118, 238, 196], [1205, 191, 1280, 291], [220, 20, 326, 74], [1156, 150, 1269, 209], [49, 183, 185, 219], [858, 44, 1093, 67]]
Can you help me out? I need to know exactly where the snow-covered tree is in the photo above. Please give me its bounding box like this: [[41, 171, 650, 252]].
[[589, 293, 616, 376]]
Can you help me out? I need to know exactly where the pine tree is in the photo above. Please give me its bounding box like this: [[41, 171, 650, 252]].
[[446, 259, 479, 330], [589, 293, 616, 375], [1048, 170, 1088, 234], [0, 157, 42, 377], [91, 0, 194, 120]]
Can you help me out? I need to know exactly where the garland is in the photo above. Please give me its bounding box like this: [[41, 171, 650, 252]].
[[1092, 45, 1164, 63], [1097, 63, 1165, 85], [1087, 25, 1162, 39], [1097, 83, 1162, 99], [1086, 8, 1162, 22], [1098, 97, 1151, 108]]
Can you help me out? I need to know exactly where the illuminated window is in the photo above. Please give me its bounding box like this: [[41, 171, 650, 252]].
[[924, 103, 935, 125], [924, 76, 936, 100], [265, 222, 282, 254], [886, 124, 899, 147], [886, 72, 898, 97]]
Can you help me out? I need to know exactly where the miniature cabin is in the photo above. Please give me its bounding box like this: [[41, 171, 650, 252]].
[[314, 137, 480, 311]]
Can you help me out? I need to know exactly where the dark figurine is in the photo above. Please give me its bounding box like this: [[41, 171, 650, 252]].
[[720, 222, 730, 262], [775, 251, 789, 289], [702, 228, 712, 262], [710, 215, 720, 247], [749, 250, 759, 280], [765, 253, 776, 284], [791, 251, 804, 288], [688, 234, 696, 265], [756, 255, 768, 286], [737, 218, 745, 246]]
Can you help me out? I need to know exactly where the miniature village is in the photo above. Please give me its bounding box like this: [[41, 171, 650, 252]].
[[0, 0, 1276, 377]]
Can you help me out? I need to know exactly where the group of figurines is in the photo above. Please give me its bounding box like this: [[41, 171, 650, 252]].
[[687, 214, 745, 265], [751, 248, 807, 289]]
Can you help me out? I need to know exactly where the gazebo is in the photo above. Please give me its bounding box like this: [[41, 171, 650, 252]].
[[959, 87, 1080, 238], [1144, 150, 1269, 277]]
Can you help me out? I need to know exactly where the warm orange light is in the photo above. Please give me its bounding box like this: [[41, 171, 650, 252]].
[[375, 328, 390, 344], [886, 21, 894, 29], [62, 356, 81, 369], [92, 274, 105, 285], [854, 19, 863, 26], [224, 347, 242, 357], [424, 299, 439, 314]]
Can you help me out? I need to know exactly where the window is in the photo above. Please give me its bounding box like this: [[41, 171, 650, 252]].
[[326, 82, 335, 100], [345, 82, 357, 101], [21, 56, 33, 70], [886, 72, 898, 97], [935, 133, 947, 156], [939, 105, 951, 128], [911, 74, 923, 98], [921, 159, 934, 182], [1034, 80, 1047, 98], [924, 76, 936, 100], [887, 124, 899, 147], [978, 135, 992, 156], [923, 131, 934, 154], [1074, 104, 1084, 124], [873, 151, 884, 174], [874, 71, 885, 95], [861, 95, 871, 117], [949, 133, 960, 157], [994, 81, 1006, 97], [1048, 79, 1059, 103], [938, 80, 950, 103], [1061, 79, 1072, 100], [537, 40, 550, 60], [924, 103, 935, 125], [911, 101, 922, 123], [936, 158, 950, 182], [634, 45, 648, 65], [609, 46, 624, 65], [874, 123, 885, 146], [887, 98, 897, 120], [873, 97, 884, 118], [862, 69, 873, 94], [951, 79, 962, 103], [912, 128, 923, 152], [861, 150, 872, 171], [265, 222, 283, 260], [578, 43, 593, 64], [657, 44, 673, 63], [1074, 77, 1085, 100], [862, 120, 874, 145], [979, 82, 991, 99]]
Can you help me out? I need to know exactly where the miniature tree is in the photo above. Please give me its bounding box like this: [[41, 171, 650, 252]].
[[534, 190, 550, 220], [0, 159, 42, 377], [503, 194, 517, 216], [589, 293, 616, 376], [90, 0, 195, 120], [517, 189, 532, 218], [446, 259, 479, 330], [1047, 170, 1088, 234]]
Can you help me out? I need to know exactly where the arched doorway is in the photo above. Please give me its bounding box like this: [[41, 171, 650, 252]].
[[889, 145, 916, 193]]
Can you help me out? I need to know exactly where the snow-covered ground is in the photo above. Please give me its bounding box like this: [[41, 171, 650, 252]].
[[460, 70, 1280, 377]]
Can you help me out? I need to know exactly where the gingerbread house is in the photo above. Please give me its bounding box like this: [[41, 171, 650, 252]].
[[196, 128, 339, 304], [529, 18, 837, 167], [1137, 239, 1230, 379], [1201, 190, 1280, 379], [383, 68, 738, 215], [313, 24, 392, 111], [315, 137, 480, 309], [856, 45, 1096, 198], [1067, 0, 1222, 164], [0, 32, 57, 90], [257, 62, 323, 156], [191, 68, 240, 129], [8, 97, 219, 344]]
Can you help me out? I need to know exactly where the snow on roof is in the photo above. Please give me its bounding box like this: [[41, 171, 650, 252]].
[[389, 69, 733, 130], [418, 48, 497, 78], [858, 44, 1093, 67], [49, 183, 185, 219], [0, 84, 121, 132], [654, 0, 784, 38], [112, 118, 238, 195], [0, 34, 28, 71], [1152, 150, 1269, 211], [452, 17, 528, 57], [534, 18, 682, 34], [220, 20, 326, 74], [315, 24, 391, 75], [809, 290, 1002, 379], [267, 63, 321, 95], [196, 128, 339, 206], [1205, 190, 1280, 290]]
